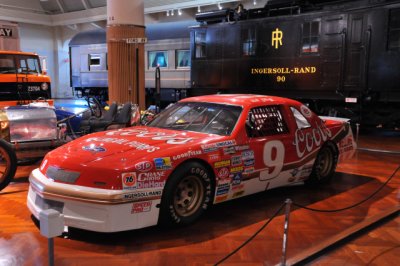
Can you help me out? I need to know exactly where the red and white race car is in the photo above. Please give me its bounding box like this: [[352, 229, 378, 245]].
[[27, 95, 356, 232]]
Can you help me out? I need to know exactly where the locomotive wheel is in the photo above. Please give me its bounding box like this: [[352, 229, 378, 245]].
[[87, 97, 102, 118], [305, 143, 338, 186], [0, 140, 17, 191], [159, 162, 213, 227]]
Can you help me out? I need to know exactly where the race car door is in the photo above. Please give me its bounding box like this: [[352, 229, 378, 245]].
[[244, 104, 298, 193]]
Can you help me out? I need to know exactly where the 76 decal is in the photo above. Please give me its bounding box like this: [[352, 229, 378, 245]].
[[259, 140, 285, 181]]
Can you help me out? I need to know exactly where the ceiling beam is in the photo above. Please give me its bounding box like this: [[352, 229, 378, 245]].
[[0, 0, 241, 26]]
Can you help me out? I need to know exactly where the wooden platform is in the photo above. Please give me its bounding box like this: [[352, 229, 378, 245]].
[[0, 133, 399, 265]]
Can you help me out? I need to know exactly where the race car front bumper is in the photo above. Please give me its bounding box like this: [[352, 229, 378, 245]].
[[27, 168, 161, 232]]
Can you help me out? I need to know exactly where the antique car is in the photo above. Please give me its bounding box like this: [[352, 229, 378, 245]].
[[27, 94, 356, 232], [0, 98, 136, 191]]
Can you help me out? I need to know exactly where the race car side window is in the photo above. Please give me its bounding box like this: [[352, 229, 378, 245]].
[[246, 105, 289, 138], [290, 107, 311, 129]]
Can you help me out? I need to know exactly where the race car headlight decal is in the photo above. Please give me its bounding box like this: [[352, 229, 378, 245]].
[[41, 82, 49, 91], [46, 166, 80, 184]]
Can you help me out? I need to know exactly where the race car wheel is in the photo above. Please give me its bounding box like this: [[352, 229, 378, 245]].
[[159, 162, 213, 226], [306, 142, 338, 186], [0, 140, 17, 191]]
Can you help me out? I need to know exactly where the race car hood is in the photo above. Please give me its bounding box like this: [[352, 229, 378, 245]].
[[44, 126, 227, 168]]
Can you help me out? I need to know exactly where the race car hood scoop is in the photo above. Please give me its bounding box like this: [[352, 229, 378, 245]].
[[50, 126, 223, 165]]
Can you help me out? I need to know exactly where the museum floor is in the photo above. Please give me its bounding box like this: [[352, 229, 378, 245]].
[[0, 131, 399, 265]]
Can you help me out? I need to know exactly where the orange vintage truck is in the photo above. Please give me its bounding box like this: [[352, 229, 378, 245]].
[[0, 50, 51, 105]]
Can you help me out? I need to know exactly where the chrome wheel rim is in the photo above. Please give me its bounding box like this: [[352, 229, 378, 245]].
[[173, 175, 204, 217]]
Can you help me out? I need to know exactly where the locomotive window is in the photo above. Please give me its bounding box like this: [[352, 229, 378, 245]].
[[148, 51, 168, 68], [246, 105, 289, 138], [194, 30, 206, 58], [242, 27, 257, 56], [176, 50, 190, 68], [302, 21, 320, 54], [388, 9, 400, 51], [290, 107, 311, 129]]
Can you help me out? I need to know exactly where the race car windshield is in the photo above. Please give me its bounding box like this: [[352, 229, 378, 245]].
[[147, 102, 242, 136]]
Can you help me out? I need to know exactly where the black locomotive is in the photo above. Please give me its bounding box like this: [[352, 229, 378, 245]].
[[190, 0, 400, 127]]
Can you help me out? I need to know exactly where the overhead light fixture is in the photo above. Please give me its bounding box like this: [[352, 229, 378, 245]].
[[166, 10, 170, 16], [178, 9, 182, 16], [171, 9, 174, 16], [197, 6, 201, 13], [218, 3, 222, 10], [253, 0, 257, 5]]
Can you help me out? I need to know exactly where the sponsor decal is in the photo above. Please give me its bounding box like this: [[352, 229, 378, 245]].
[[201, 143, 218, 153], [86, 137, 159, 152], [241, 150, 254, 161], [244, 159, 255, 166], [137, 172, 166, 189], [235, 145, 250, 151], [123, 190, 162, 200], [292, 122, 332, 158], [122, 172, 137, 190], [215, 140, 236, 148], [131, 201, 152, 214], [82, 145, 106, 153], [231, 155, 242, 166], [243, 167, 255, 174], [208, 153, 221, 162], [223, 146, 236, 155], [215, 195, 228, 203], [214, 160, 231, 168], [217, 167, 230, 179], [300, 105, 312, 118], [232, 190, 245, 198], [232, 183, 245, 191], [154, 157, 172, 170], [231, 173, 242, 186], [230, 166, 244, 173], [106, 129, 194, 144], [135, 161, 153, 172], [172, 150, 202, 160], [216, 183, 230, 196]]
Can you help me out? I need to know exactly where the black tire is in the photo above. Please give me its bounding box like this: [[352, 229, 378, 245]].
[[0, 140, 18, 191], [305, 142, 338, 186], [159, 162, 213, 226]]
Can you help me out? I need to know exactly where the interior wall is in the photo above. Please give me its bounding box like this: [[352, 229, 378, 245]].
[[18, 23, 57, 96]]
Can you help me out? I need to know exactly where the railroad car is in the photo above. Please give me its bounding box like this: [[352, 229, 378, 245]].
[[69, 21, 194, 105], [190, 0, 400, 127]]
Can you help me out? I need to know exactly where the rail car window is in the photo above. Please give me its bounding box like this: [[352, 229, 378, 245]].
[[290, 107, 311, 129], [388, 9, 400, 51], [0, 54, 16, 73], [176, 50, 190, 68], [89, 54, 101, 66], [194, 30, 206, 58], [246, 105, 289, 138], [302, 21, 320, 54], [242, 27, 257, 56], [148, 51, 168, 68]]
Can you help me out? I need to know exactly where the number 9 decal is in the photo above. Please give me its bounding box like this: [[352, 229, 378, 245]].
[[260, 140, 285, 181]]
